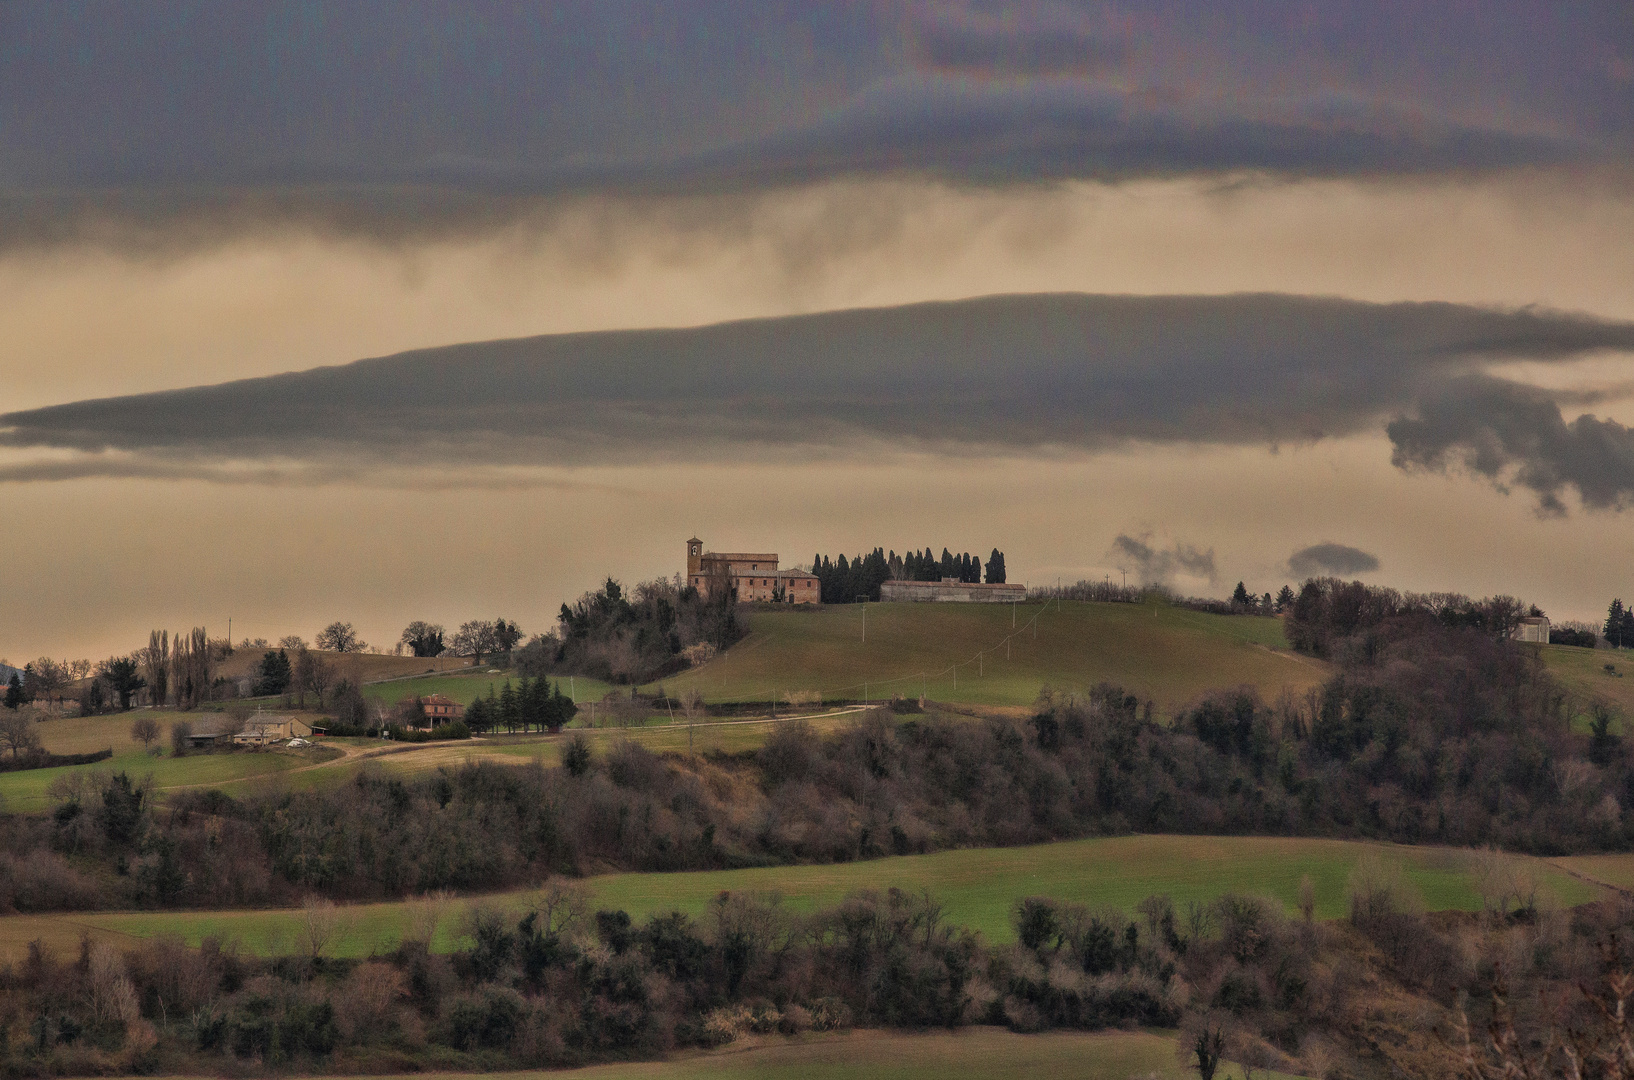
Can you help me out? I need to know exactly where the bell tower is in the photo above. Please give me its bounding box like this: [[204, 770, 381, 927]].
[[686, 537, 703, 577]]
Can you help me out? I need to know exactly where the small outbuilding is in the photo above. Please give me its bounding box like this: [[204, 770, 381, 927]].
[[1512, 616, 1550, 644]]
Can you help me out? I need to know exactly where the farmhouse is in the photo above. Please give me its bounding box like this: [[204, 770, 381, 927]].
[[880, 577, 1028, 603], [686, 537, 819, 603], [234, 714, 314, 744], [422, 693, 464, 723]]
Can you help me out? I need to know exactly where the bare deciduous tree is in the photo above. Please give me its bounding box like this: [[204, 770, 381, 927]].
[[295, 649, 334, 708], [316, 621, 365, 653], [682, 687, 705, 751], [404, 888, 455, 946], [527, 877, 591, 938], [298, 895, 345, 959], [130, 715, 160, 749], [143, 631, 168, 707], [0, 708, 41, 757], [29, 658, 67, 707]]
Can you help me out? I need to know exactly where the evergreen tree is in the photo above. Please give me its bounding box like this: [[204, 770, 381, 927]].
[[4, 672, 22, 709], [986, 548, 1006, 584], [549, 681, 577, 732], [465, 695, 492, 733], [1274, 585, 1296, 612], [1608, 599, 1628, 648], [256, 649, 293, 696], [499, 680, 520, 733], [1232, 581, 1252, 606], [518, 677, 541, 732]]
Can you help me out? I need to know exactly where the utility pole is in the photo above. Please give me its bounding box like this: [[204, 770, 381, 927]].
[[858, 595, 869, 643]]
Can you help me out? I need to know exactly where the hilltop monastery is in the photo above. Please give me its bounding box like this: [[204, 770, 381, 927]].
[[686, 537, 820, 603]]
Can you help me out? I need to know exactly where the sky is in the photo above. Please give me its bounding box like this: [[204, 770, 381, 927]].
[[3, 1, 1634, 661]]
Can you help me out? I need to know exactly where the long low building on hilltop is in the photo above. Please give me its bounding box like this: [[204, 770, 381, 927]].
[[880, 577, 1027, 603]]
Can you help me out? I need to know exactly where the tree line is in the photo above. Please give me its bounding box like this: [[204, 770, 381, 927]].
[[810, 546, 1006, 603]]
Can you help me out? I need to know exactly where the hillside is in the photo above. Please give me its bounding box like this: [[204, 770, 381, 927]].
[[662, 597, 1326, 715], [215, 648, 470, 683], [1540, 642, 1634, 729]]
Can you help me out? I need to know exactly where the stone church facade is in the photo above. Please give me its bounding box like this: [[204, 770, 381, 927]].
[[686, 538, 820, 604]]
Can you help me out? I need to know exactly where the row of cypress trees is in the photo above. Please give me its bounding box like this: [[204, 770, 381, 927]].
[[809, 547, 1006, 603]]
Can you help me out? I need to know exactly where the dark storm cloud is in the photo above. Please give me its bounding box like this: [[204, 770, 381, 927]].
[[0, 1, 1628, 247], [1110, 534, 1217, 585], [1388, 378, 1634, 516], [4, 293, 1633, 495], [1288, 543, 1381, 578]]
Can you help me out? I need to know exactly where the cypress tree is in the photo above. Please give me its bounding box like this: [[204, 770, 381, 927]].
[[499, 680, 520, 733]]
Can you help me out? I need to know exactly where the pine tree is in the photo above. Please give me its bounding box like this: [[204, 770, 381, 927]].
[[1232, 581, 1251, 606], [549, 681, 576, 732], [985, 549, 1006, 584], [465, 695, 491, 733], [1608, 599, 1627, 648], [3, 673, 21, 709], [499, 680, 520, 733]]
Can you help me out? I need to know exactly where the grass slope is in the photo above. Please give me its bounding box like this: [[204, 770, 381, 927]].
[[292, 1028, 1304, 1080], [216, 650, 470, 683], [33, 711, 202, 756], [9, 836, 1594, 962], [1541, 643, 1634, 731], [664, 599, 1326, 714], [0, 745, 327, 813], [1550, 853, 1634, 892]]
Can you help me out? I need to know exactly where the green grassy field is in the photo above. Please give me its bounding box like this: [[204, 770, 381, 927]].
[[289, 1028, 1305, 1080], [7, 835, 1594, 962], [664, 599, 1326, 715], [0, 744, 324, 812]]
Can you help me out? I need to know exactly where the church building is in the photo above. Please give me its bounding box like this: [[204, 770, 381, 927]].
[[686, 538, 820, 604]]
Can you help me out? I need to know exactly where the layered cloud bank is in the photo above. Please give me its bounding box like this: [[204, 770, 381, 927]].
[[3, 2, 1629, 248], [4, 292, 1632, 511]]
